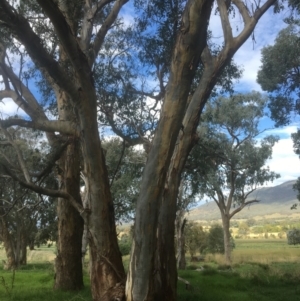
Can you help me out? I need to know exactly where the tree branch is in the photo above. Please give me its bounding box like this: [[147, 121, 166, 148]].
[[81, 0, 115, 53], [0, 159, 86, 220], [35, 0, 90, 74], [232, 0, 277, 47], [229, 199, 259, 219], [217, 0, 233, 45], [0, 118, 78, 135], [0, 126, 31, 182], [0, 0, 78, 101], [90, 0, 129, 66]]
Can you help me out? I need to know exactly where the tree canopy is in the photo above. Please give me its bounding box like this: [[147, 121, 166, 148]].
[[188, 91, 279, 263], [0, 0, 283, 300], [257, 23, 300, 126]]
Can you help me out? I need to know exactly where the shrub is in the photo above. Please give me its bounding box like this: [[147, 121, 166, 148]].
[[287, 228, 300, 245], [118, 234, 132, 256], [206, 224, 235, 254]]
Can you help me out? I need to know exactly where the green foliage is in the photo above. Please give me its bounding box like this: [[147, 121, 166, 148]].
[[258, 16, 300, 207], [0, 127, 58, 262], [185, 222, 208, 257], [189, 92, 279, 209], [206, 224, 236, 254], [118, 234, 132, 256], [238, 222, 250, 235], [207, 224, 226, 254], [292, 167, 300, 207], [287, 228, 300, 245], [257, 22, 300, 126]]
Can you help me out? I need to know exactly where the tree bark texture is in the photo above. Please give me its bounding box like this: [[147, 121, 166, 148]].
[[126, 1, 213, 300], [153, 0, 278, 297], [19, 230, 27, 265], [0, 0, 278, 299], [221, 214, 232, 265], [54, 141, 84, 290], [75, 73, 126, 301], [176, 214, 187, 270]]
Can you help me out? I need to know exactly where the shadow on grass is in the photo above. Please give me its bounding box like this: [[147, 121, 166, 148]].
[[178, 265, 300, 301]]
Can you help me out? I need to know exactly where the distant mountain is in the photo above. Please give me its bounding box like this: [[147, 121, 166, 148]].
[[188, 180, 300, 222]]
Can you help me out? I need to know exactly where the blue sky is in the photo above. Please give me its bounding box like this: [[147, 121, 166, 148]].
[[218, 7, 300, 187]]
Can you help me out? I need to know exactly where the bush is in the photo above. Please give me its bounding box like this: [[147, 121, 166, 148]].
[[185, 222, 208, 257], [287, 228, 300, 245], [207, 224, 235, 254], [118, 234, 132, 256]]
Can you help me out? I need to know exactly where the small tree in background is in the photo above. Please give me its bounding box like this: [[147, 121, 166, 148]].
[[188, 92, 279, 264], [185, 222, 207, 259], [238, 222, 250, 236], [257, 3, 300, 210], [287, 229, 300, 245], [207, 224, 235, 254]]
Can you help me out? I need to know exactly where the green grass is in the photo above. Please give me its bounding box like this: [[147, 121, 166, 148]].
[[1, 240, 300, 300], [0, 265, 92, 301], [177, 268, 300, 301]]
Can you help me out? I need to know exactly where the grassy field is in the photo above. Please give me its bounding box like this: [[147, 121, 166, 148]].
[[0, 239, 300, 301]]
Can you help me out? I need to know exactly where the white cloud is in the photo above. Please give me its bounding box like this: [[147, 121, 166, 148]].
[[264, 137, 300, 186], [0, 98, 25, 118], [233, 8, 288, 91], [267, 125, 298, 138]]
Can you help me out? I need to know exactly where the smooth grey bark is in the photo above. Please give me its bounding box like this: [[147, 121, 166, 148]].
[[221, 213, 232, 264]]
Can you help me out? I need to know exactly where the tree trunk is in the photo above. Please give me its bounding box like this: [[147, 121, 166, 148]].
[[19, 229, 27, 265], [151, 1, 278, 294], [126, 2, 213, 300], [76, 74, 125, 300], [154, 187, 178, 301], [176, 215, 187, 270], [29, 240, 34, 250], [0, 218, 16, 270], [54, 140, 84, 291], [81, 223, 88, 268], [221, 214, 232, 265]]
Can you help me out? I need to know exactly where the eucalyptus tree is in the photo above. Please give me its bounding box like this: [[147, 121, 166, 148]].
[[0, 127, 55, 269], [257, 2, 300, 208], [133, 1, 282, 299], [257, 21, 300, 127], [188, 92, 279, 263], [0, 0, 283, 300]]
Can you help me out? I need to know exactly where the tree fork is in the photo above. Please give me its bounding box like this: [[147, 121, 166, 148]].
[[126, 0, 214, 300], [155, 0, 278, 299]]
